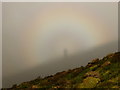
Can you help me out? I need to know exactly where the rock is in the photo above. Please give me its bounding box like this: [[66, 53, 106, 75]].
[[12, 84, 17, 88], [84, 71, 100, 78], [87, 59, 99, 67], [101, 61, 111, 67], [32, 85, 39, 88], [89, 58, 99, 64], [77, 77, 100, 88]]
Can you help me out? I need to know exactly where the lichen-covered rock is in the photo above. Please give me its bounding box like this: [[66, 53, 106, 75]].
[[77, 77, 100, 88]]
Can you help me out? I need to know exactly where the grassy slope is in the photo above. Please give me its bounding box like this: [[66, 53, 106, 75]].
[[8, 52, 120, 89]]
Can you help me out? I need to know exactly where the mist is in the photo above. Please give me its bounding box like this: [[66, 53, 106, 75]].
[[2, 2, 118, 88]]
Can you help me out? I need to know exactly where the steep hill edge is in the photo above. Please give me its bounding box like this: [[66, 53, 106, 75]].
[[3, 52, 120, 89]]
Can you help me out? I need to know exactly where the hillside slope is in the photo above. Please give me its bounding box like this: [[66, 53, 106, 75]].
[[6, 52, 120, 89]]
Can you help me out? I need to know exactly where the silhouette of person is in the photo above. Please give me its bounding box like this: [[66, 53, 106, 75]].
[[64, 49, 68, 58]]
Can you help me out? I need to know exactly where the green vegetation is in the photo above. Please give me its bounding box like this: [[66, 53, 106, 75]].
[[4, 52, 120, 89]]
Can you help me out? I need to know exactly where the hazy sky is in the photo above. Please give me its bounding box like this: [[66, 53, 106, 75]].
[[2, 2, 118, 86]]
